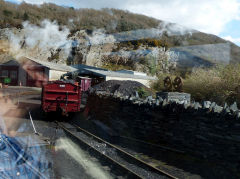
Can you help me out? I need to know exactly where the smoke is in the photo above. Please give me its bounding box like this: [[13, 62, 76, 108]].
[[88, 29, 116, 46], [69, 24, 186, 66], [78, 21, 192, 48], [6, 20, 71, 60], [101, 22, 194, 44], [158, 21, 195, 36], [106, 20, 118, 32], [3, 18, 193, 66]]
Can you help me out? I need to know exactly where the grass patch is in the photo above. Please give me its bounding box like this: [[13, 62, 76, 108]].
[[151, 64, 240, 106], [137, 87, 153, 99]]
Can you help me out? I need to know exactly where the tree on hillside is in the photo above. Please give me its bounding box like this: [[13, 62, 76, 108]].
[[23, 12, 29, 20]]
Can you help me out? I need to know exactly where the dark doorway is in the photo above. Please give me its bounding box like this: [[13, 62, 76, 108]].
[[0, 66, 19, 86]]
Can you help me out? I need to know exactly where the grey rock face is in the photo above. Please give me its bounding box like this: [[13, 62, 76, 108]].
[[135, 91, 139, 98], [230, 102, 238, 112], [156, 92, 191, 103], [184, 100, 189, 109], [158, 96, 163, 103], [224, 107, 231, 114], [146, 96, 153, 102], [236, 111, 240, 119], [177, 100, 185, 104], [162, 99, 168, 107], [210, 102, 216, 110], [203, 101, 211, 109], [224, 103, 228, 109], [194, 102, 200, 110], [213, 105, 223, 113]]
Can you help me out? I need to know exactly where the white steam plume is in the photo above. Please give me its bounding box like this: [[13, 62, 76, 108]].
[[158, 21, 195, 36], [6, 20, 71, 60], [98, 22, 194, 44], [82, 21, 193, 46], [87, 29, 116, 46]]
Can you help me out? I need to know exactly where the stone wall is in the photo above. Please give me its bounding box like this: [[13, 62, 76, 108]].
[[85, 91, 240, 176]]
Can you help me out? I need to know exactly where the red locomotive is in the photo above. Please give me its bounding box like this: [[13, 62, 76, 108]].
[[41, 77, 91, 116]]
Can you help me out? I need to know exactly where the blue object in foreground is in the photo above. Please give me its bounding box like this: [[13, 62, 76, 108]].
[[0, 134, 51, 179]]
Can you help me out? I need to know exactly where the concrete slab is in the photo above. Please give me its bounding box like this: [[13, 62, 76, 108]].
[[156, 92, 191, 103]]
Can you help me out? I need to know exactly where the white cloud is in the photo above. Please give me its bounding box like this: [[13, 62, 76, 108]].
[[127, 0, 240, 35], [222, 35, 240, 44], [8, 0, 240, 35]]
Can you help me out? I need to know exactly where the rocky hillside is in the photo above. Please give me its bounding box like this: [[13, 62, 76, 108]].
[[0, 0, 159, 33], [0, 0, 240, 74]]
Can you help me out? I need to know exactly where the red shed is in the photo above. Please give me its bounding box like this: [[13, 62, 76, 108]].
[[0, 57, 76, 87]]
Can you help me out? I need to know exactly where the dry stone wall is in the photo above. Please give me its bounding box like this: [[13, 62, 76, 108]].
[[85, 91, 240, 176]]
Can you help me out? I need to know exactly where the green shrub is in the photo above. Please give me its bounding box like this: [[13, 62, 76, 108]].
[[137, 87, 149, 98], [3, 10, 12, 16], [23, 12, 29, 20]]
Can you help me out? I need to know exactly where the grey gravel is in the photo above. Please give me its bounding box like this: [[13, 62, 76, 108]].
[[70, 127, 168, 179], [230, 102, 238, 112]]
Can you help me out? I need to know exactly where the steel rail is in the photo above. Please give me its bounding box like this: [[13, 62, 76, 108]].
[[57, 122, 143, 179], [119, 135, 185, 154], [64, 122, 178, 179]]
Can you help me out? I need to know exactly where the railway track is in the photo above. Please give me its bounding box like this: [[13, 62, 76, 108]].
[[57, 121, 178, 179], [118, 135, 185, 154]]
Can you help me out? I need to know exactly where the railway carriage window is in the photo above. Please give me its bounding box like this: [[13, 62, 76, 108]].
[[0, 0, 239, 178]]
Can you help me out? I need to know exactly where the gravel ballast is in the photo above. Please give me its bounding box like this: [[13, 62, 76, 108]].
[[68, 125, 169, 179]]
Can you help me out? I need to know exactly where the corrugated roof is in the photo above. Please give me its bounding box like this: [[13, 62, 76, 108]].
[[78, 67, 157, 80], [72, 64, 108, 71], [1, 56, 77, 72], [24, 56, 76, 72]]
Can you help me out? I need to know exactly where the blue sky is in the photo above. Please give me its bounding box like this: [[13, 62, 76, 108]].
[[219, 20, 240, 44], [5, 0, 240, 46]]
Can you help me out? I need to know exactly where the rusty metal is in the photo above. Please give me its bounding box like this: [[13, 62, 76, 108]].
[[164, 76, 172, 91], [163, 76, 183, 92], [173, 76, 183, 92]]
